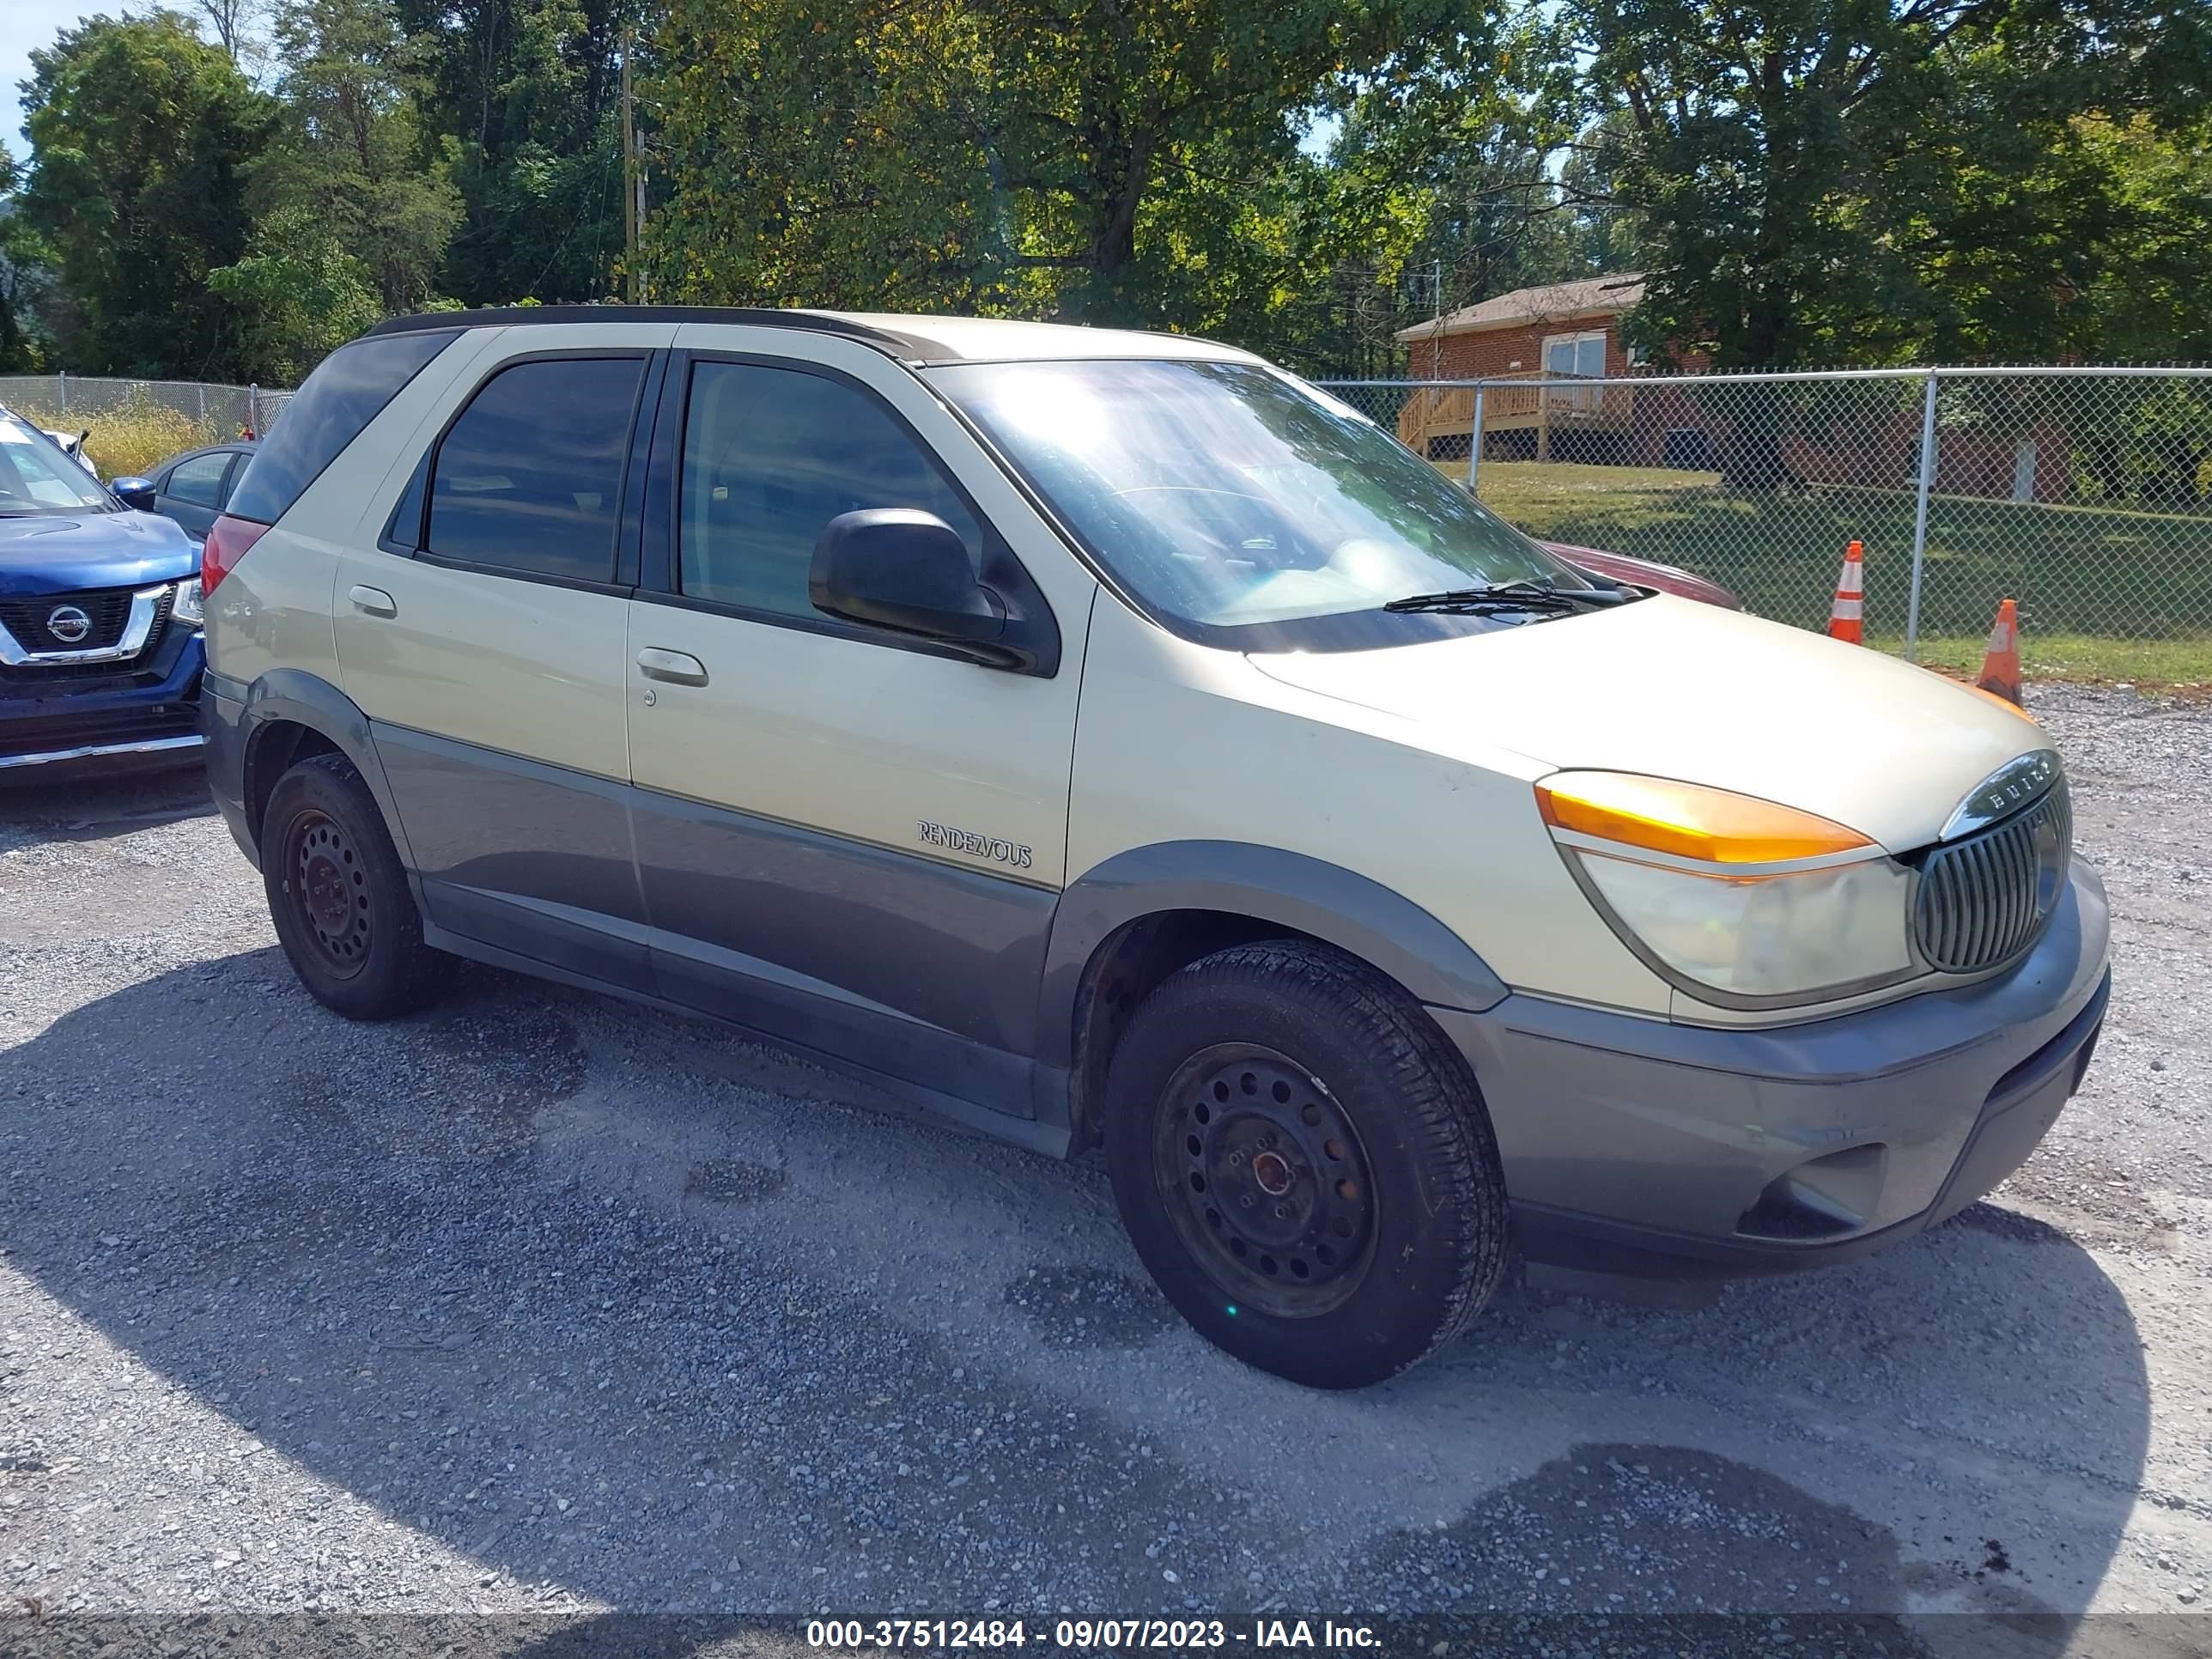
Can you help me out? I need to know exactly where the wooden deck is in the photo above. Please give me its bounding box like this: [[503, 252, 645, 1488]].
[[1396, 372, 1637, 459]]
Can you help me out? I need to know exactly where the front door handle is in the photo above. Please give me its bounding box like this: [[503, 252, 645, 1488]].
[[636, 647, 708, 686], [349, 585, 397, 617]]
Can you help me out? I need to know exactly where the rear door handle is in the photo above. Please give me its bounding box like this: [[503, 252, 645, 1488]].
[[636, 647, 708, 686], [348, 585, 397, 617]]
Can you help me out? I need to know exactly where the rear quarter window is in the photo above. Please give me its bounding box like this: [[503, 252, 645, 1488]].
[[226, 329, 461, 526]]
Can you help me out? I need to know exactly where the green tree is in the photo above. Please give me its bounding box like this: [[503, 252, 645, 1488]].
[[394, 0, 628, 303], [1554, 110, 1651, 276], [1326, 33, 1596, 341], [642, 0, 1492, 326], [20, 11, 276, 377], [251, 0, 463, 313], [190, 0, 265, 61], [1251, 9, 1637, 375], [2064, 113, 2212, 365], [0, 144, 55, 371], [207, 204, 383, 380], [1572, 0, 2197, 368]]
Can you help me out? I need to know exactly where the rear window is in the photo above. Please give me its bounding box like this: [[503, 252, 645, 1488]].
[[226, 329, 460, 526]]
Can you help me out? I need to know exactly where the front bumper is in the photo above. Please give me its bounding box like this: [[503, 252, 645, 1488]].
[[1431, 862, 2111, 1281], [0, 629, 206, 772]]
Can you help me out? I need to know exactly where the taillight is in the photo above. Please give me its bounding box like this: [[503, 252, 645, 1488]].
[[202, 514, 269, 598]]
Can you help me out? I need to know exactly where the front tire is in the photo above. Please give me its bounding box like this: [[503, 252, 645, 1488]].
[[1103, 940, 1509, 1389], [262, 753, 449, 1020]]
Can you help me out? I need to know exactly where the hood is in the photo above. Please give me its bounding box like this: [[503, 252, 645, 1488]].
[[0, 510, 199, 597], [1248, 595, 2045, 853]]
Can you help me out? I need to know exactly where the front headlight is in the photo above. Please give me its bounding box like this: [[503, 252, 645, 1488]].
[[1538, 771, 1917, 1006], [172, 575, 204, 627]]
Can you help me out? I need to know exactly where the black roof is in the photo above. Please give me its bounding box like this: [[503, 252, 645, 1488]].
[[364, 304, 936, 358]]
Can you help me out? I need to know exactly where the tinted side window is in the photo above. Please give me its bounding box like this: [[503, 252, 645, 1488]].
[[427, 357, 644, 583], [227, 329, 459, 526], [678, 361, 981, 617], [165, 451, 231, 508], [382, 455, 428, 550]]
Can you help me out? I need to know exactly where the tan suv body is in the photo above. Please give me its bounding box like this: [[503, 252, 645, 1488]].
[[202, 307, 2110, 1386]]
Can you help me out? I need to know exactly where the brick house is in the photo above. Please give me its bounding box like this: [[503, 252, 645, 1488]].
[[1390, 274, 1659, 462], [1389, 271, 2073, 501], [1395, 272, 1651, 383]]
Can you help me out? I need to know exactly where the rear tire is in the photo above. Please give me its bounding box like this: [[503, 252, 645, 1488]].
[[262, 753, 449, 1020], [1103, 939, 1509, 1389]]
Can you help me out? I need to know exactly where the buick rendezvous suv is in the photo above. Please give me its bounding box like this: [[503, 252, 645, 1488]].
[[201, 308, 2109, 1388]]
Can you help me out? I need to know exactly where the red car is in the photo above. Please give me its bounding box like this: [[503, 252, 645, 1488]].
[[1541, 540, 1743, 610]]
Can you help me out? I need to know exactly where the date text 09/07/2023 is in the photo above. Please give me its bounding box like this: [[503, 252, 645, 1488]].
[[805, 1620, 1382, 1650]]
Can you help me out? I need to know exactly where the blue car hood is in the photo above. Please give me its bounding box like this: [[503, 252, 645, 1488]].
[[0, 510, 200, 597]]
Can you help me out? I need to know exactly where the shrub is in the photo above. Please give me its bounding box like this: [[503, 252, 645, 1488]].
[[14, 393, 221, 481]]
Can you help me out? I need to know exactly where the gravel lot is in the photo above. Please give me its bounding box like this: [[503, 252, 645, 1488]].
[[2, 684, 2208, 1655]]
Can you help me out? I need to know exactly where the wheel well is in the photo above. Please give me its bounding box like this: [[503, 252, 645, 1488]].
[[243, 720, 343, 848], [1068, 910, 1334, 1153]]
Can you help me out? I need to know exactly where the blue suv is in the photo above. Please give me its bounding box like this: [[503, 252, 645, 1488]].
[[0, 404, 207, 774]]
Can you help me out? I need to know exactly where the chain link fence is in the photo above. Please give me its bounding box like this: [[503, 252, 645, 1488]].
[[4, 365, 2203, 681], [0, 374, 296, 481], [0, 374, 295, 436], [1320, 366, 2212, 684]]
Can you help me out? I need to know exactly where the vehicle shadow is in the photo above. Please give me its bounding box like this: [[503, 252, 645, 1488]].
[[0, 760, 212, 843], [0, 943, 2154, 1650]]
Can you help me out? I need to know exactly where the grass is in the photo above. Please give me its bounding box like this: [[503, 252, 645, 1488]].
[[15, 398, 222, 483], [1451, 459, 2212, 687]]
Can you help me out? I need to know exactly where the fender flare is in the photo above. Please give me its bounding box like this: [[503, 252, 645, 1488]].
[[1034, 840, 1509, 1070], [232, 668, 413, 866]]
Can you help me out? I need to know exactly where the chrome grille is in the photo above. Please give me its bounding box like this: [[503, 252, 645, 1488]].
[[0, 587, 136, 651], [1913, 781, 2071, 973], [0, 586, 171, 679]]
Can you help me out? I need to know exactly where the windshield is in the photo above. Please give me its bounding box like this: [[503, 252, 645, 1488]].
[[927, 358, 1603, 649], [0, 413, 114, 515]]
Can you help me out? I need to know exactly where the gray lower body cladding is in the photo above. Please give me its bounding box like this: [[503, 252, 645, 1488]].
[[204, 684, 256, 861], [1432, 864, 2112, 1280]]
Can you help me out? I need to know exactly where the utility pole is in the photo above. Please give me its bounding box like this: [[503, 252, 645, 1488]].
[[622, 27, 637, 304], [1430, 258, 1444, 380]]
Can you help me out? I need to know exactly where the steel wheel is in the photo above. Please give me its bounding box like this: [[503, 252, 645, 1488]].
[[284, 807, 372, 980], [1152, 1043, 1378, 1319]]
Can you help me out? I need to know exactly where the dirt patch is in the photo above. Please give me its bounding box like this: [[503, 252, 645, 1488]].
[[1993, 1158, 2183, 1253], [422, 996, 588, 1126], [1354, 1443, 1918, 1616]]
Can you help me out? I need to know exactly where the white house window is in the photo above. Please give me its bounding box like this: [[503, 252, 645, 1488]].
[[1543, 330, 1607, 411], [1543, 330, 1607, 379]]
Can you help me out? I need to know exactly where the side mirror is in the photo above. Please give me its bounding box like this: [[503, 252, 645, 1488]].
[[111, 477, 157, 512], [811, 508, 1006, 647]]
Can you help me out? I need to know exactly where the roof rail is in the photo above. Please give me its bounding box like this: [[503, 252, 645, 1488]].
[[364, 304, 927, 356]]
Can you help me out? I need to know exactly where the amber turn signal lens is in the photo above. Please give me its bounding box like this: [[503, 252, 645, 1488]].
[[1535, 772, 1875, 865]]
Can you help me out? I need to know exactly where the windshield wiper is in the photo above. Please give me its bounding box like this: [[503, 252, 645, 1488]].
[[1383, 577, 1633, 614]]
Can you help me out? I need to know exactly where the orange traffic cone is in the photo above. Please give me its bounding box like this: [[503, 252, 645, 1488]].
[[1977, 599, 2023, 705], [1827, 540, 1865, 643]]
